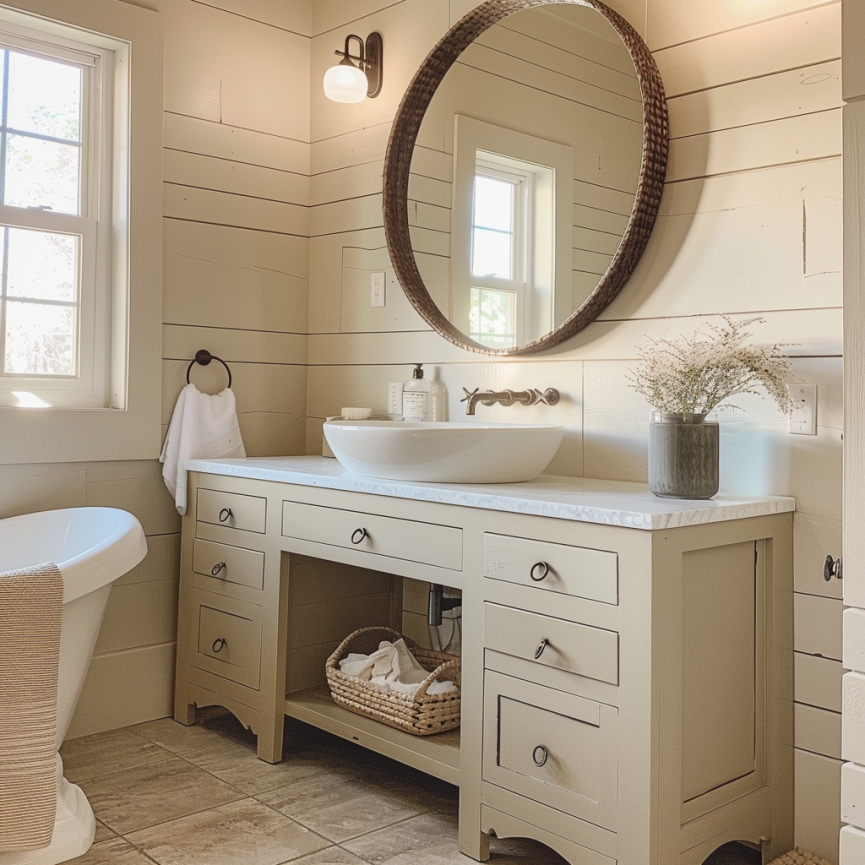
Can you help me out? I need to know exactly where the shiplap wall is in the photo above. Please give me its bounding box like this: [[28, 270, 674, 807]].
[[308, 0, 843, 859], [0, 0, 312, 739], [840, 1, 865, 862]]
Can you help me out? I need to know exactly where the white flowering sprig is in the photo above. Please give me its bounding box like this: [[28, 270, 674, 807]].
[[626, 316, 794, 417]]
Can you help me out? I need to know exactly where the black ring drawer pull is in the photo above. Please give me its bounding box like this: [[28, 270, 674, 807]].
[[530, 561, 550, 582], [351, 528, 368, 545], [218, 507, 233, 523], [211, 562, 227, 577], [211, 637, 227, 653], [532, 745, 548, 767], [534, 638, 549, 660]]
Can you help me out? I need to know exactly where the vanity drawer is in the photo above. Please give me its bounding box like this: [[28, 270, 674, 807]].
[[197, 489, 266, 534], [483, 671, 617, 831], [484, 533, 617, 605], [282, 500, 462, 571], [485, 603, 618, 686], [191, 589, 261, 690], [192, 539, 265, 591]]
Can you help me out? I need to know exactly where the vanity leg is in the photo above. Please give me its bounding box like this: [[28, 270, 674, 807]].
[[254, 549, 290, 763], [459, 828, 490, 862], [174, 702, 196, 726], [256, 709, 285, 763]]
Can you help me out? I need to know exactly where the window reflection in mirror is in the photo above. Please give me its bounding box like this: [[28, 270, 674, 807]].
[[469, 154, 558, 349], [407, 4, 644, 351]]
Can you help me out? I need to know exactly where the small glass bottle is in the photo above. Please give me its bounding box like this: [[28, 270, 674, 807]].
[[402, 363, 430, 421], [429, 366, 447, 422]]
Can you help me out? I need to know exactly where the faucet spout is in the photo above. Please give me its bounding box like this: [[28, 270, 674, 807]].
[[461, 387, 560, 416]]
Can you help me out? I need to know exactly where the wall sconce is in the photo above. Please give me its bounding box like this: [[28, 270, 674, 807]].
[[323, 32, 383, 103]]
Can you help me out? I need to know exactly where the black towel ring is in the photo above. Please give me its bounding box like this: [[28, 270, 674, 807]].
[[186, 349, 232, 388]]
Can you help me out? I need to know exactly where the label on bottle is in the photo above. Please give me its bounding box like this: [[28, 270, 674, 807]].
[[402, 391, 428, 420]]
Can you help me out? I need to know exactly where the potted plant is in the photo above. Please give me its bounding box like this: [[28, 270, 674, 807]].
[[626, 317, 794, 499]]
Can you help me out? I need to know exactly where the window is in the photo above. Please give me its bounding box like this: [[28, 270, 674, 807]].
[[469, 162, 531, 349], [0, 36, 105, 406], [451, 116, 573, 350], [0, 1, 163, 463]]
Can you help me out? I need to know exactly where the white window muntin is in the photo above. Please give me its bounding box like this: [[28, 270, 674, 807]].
[[0, 30, 112, 408]]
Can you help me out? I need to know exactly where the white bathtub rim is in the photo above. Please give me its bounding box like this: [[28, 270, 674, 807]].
[[0, 507, 147, 604]]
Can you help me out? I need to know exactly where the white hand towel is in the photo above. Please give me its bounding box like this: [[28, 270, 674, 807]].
[[160, 383, 246, 515], [338, 641, 457, 697], [339, 639, 430, 685]]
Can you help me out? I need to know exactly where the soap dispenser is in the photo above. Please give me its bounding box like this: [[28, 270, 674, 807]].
[[402, 363, 431, 421]]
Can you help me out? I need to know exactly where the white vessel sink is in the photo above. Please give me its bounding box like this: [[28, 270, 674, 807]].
[[323, 420, 565, 483]]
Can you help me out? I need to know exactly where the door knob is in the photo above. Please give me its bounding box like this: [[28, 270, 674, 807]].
[[823, 555, 842, 581]]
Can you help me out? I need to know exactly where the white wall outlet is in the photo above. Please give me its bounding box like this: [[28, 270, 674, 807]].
[[371, 271, 386, 307], [388, 381, 403, 416], [788, 383, 817, 435]]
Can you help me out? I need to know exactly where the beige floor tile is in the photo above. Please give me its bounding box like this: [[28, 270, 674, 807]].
[[341, 811, 460, 864], [343, 811, 570, 865], [347, 760, 457, 813], [291, 849, 369, 865], [93, 819, 116, 844], [135, 715, 336, 795], [195, 742, 335, 796], [131, 716, 241, 760], [68, 836, 155, 864], [127, 798, 329, 865], [256, 771, 430, 843], [78, 755, 243, 835], [61, 728, 171, 783]]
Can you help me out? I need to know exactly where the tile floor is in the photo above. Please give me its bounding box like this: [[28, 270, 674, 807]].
[[60, 712, 760, 865]]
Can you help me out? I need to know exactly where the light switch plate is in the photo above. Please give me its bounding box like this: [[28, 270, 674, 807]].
[[788, 383, 817, 435], [371, 272, 386, 307]]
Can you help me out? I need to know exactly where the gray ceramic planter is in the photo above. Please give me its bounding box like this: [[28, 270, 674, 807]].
[[648, 412, 719, 499]]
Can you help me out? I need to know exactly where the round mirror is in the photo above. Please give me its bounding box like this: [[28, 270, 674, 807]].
[[383, 0, 668, 355]]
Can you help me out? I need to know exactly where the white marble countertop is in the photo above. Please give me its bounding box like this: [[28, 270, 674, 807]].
[[184, 456, 795, 531], [185, 456, 796, 530]]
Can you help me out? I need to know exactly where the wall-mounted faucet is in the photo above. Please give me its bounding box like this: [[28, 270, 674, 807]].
[[461, 387, 560, 416]]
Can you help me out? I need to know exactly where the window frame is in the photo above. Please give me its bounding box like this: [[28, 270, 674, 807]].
[[0, 0, 163, 464]]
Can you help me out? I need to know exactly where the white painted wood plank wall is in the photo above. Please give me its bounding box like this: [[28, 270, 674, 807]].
[[0, 0, 313, 739], [309, 0, 843, 859], [842, 1, 865, 861]]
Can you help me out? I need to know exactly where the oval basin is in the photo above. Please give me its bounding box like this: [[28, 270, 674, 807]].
[[0, 507, 147, 604], [323, 420, 565, 483]]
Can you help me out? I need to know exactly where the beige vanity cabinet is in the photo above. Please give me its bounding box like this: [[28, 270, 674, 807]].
[[174, 458, 794, 865]]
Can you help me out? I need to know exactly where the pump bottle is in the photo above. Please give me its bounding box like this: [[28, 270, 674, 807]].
[[402, 364, 431, 421]]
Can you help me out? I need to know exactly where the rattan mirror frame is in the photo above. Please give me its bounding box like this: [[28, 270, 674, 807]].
[[383, 0, 668, 356]]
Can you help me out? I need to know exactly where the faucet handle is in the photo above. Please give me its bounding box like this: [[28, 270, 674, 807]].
[[461, 387, 479, 403]]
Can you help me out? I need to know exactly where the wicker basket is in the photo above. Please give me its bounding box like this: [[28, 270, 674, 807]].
[[326, 627, 460, 736]]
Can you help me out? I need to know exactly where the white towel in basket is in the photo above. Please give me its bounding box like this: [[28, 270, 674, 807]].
[[339, 639, 456, 696]]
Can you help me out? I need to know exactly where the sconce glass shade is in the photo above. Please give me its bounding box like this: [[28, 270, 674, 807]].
[[323, 62, 368, 103]]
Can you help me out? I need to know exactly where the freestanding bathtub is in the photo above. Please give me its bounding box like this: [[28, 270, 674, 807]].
[[0, 507, 147, 865]]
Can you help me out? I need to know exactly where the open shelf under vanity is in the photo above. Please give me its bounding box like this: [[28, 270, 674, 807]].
[[284, 685, 460, 785]]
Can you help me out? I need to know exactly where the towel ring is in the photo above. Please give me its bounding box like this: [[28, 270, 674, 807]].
[[186, 349, 232, 388]]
